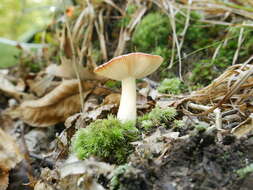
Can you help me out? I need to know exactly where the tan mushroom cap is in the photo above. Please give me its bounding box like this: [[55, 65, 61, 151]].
[[94, 52, 164, 81]]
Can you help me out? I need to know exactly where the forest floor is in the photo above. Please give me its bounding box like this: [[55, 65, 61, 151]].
[[1, 1, 253, 190]]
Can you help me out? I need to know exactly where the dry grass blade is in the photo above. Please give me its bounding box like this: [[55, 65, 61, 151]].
[[152, 0, 183, 80], [72, 8, 91, 42], [46, 58, 103, 80], [180, 64, 253, 116], [176, 0, 253, 19], [114, 5, 147, 56], [16, 80, 96, 127], [231, 114, 253, 138], [103, 0, 124, 15], [0, 74, 25, 100], [95, 10, 107, 60]]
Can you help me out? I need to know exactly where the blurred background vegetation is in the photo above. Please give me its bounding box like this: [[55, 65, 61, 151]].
[[0, 0, 60, 68], [0, 0, 58, 40], [1, 0, 253, 88]]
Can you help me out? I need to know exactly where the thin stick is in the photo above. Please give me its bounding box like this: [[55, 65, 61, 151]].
[[168, 4, 183, 80], [62, 0, 84, 113]]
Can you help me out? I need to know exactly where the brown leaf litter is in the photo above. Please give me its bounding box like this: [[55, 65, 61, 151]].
[[9, 80, 97, 127], [0, 129, 22, 190], [34, 156, 114, 190]]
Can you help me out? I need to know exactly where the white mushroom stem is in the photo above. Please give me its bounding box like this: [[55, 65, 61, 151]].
[[117, 77, 136, 123]]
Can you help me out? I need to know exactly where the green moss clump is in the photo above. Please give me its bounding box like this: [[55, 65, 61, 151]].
[[105, 80, 121, 90], [173, 120, 185, 128], [138, 106, 177, 131], [190, 59, 218, 85], [72, 116, 139, 164], [151, 46, 172, 68], [109, 164, 131, 190], [189, 27, 253, 85], [236, 163, 253, 178], [91, 48, 102, 63], [194, 124, 208, 132], [118, 4, 137, 27], [158, 77, 184, 94], [132, 12, 171, 51]]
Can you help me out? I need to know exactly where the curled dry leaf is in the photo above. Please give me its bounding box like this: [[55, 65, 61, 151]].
[[0, 74, 25, 100], [16, 80, 96, 127], [232, 114, 253, 138], [35, 157, 113, 190], [46, 58, 103, 80], [0, 129, 22, 190], [26, 74, 56, 97], [132, 129, 180, 158], [103, 93, 120, 106]]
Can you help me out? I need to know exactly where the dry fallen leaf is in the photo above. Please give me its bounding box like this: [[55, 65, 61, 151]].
[[0, 74, 25, 100], [26, 74, 56, 97], [35, 156, 113, 190], [103, 93, 120, 105], [16, 80, 96, 127], [46, 58, 103, 80], [232, 114, 253, 138], [0, 129, 23, 190]]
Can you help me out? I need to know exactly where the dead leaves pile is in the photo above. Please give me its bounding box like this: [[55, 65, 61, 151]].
[[0, 129, 22, 190], [16, 80, 94, 127], [34, 157, 114, 190]]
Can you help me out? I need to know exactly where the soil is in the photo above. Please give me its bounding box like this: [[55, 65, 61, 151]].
[[113, 129, 253, 190]]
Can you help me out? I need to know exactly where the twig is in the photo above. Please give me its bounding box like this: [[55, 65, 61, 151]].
[[214, 108, 222, 130], [187, 102, 211, 111], [179, 0, 192, 49], [62, 0, 85, 113]]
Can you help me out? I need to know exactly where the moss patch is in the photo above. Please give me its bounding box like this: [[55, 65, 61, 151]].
[[72, 116, 139, 164], [158, 77, 185, 94], [138, 106, 177, 131]]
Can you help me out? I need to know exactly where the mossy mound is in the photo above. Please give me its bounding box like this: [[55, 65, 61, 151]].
[[158, 77, 185, 94], [138, 106, 177, 131], [72, 116, 139, 164]]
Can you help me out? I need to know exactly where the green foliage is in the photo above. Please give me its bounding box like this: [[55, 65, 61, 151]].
[[185, 22, 226, 50], [151, 46, 172, 67], [236, 163, 253, 178], [109, 164, 131, 190], [33, 31, 57, 45], [132, 12, 171, 51], [0, 43, 20, 68], [0, 0, 57, 40], [138, 106, 177, 131], [105, 80, 121, 90], [173, 120, 185, 128], [158, 77, 184, 94], [91, 48, 103, 63], [194, 124, 208, 132], [72, 116, 139, 164], [118, 4, 137, 27], [131, 9, 253, 86], [190, 59, 218, 85], [189, 27, 253, 85]]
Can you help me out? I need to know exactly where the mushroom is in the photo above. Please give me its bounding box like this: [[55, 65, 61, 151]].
[[94, 52, 163, 123]]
